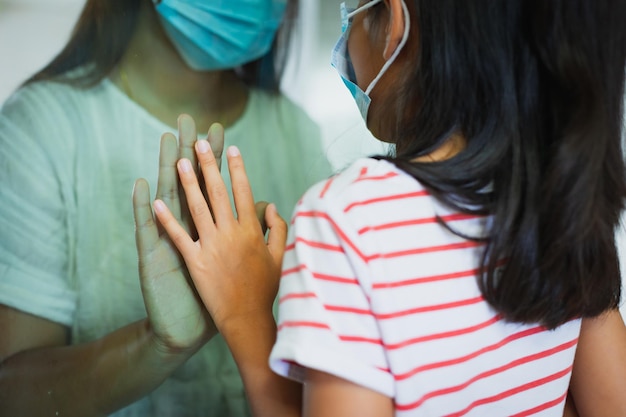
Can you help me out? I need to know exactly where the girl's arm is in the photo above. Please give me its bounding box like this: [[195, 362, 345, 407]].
[[218, 311, 302, 417], [154, 131, 301, 417], [563, 392, 580, 417], [568, 309, 626, 417], [156, 128, 394, 417], [303, 369, 394, 417]]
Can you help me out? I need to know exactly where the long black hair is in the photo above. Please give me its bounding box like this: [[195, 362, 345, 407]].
[[24, 0, 298, 93], [374, 0, 626, 329]]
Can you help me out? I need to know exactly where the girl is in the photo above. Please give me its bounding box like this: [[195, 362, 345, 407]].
[[152, 0, 626, 415]]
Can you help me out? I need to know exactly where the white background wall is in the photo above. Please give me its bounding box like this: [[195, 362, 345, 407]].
[[1, 0, 625, 319], [0, 0, 84, 100]]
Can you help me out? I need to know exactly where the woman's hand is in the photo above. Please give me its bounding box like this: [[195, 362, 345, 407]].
[[153, 124, 287, 335], [132, 115, 223, 353]]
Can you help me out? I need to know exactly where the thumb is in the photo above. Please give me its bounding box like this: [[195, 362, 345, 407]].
[[255, 201, 269, 235], [132, 178, 159, 257], [265, 203, 287, 266]]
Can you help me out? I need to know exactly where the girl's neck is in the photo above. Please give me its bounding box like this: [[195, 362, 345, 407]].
[[413, 133, 467, 163]]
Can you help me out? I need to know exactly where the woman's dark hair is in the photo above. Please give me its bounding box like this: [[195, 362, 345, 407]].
[[25, 0, 298, 93], [375, 0, 626, 329]]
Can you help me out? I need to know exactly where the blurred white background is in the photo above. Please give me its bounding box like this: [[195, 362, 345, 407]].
[[0, 0, 624, 318], [0, 0, 84, 100]]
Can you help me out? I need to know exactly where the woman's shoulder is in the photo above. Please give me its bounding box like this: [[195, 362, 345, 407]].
[[0, 76, 142, 157], [1, 77, 112, 123], [0, 81, 80, 148], [2, 80, 70, 115]]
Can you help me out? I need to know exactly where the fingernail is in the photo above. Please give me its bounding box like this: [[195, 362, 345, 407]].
[[227, 146, 240, 157], [196, 140, 210, 154], [178, 158, 192, 173], [153, 199, 166, 213]]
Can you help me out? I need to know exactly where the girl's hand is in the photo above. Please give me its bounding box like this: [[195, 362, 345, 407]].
[[132, 115, 223, 353], [153, 124, 287, 334]]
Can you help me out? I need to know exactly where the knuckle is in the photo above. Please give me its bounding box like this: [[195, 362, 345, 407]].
[[189, 201, 209, 218], [171, 230, 188, 247], [234, 181, 252, 194], [208, 184, 228, 201], [137, 215, 154, 230], [199, 153, 217, 168], [158, 188, 177, 202]]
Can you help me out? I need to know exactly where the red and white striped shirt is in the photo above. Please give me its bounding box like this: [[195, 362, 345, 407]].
[[269, 158, 580, 416]]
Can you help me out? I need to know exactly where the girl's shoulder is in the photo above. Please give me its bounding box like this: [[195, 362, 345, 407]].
[[298, 157, 430, 216]]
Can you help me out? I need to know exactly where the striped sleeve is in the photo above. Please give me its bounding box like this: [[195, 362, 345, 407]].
[[269, 180, 395, 398]]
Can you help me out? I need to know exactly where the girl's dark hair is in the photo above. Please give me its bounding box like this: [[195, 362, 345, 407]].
[[25, 0, 298, 93], [375, 0, 626, 329]]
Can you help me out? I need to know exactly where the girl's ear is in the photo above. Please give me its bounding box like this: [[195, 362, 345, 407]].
[[383, 0, 406, 60]]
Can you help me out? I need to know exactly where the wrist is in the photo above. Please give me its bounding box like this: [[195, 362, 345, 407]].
[[143, 319, 210, 362], [219, 312, 277, 342], [219, 312, 278, 360], [218, 314, 302, 417]]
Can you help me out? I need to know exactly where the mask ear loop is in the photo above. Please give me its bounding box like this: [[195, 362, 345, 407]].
[[363, 0, 410, 95]]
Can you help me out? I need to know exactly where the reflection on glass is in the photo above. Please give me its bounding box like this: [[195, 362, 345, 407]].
[[0, 0, 331, 415]]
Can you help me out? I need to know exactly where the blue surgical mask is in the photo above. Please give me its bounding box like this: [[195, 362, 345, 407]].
[[155, 0, 287, 71], [331, 0, 410, 121]]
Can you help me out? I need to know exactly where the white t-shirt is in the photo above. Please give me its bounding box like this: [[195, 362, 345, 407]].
[[270, 157, 581, 416], [0, 78, 331, 417]]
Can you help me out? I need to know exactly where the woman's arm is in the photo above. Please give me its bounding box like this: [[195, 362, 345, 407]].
[[568, 309, 626, 417], [0, 115, 220, 416], [0, 308, 203, 417]]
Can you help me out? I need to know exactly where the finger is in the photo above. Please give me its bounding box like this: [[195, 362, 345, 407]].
[[152, 199, 197, 257], [196, 135, 234, 225], [226, 146, 256, 224], [207, 123, 225, 172], [255, 201, 269, 235], [196, 122, 226, 222], [132, 178, 159, 254], [177, 114, 199, 237], [178, 157, 217, 239], [265, 203, 288, 266], [155, 133, 181, 220], [178, 114, 198, 173]]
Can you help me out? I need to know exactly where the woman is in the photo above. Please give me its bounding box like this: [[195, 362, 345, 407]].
[[153, 0, 626, 416], [0, 0, 330, 415]]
